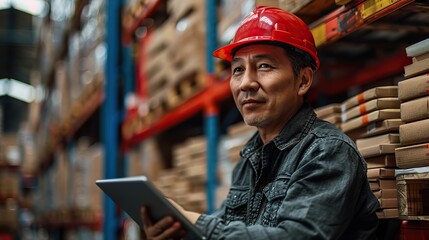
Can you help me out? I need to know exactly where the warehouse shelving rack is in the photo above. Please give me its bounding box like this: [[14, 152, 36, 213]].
[[32, 0, 429, 239], [31, 0, 109, 238], [119, 0, 222, 217]]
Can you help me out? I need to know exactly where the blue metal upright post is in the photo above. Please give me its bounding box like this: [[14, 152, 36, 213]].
[[205, 0, 219, 214], [121, 42, 136, 177], [102, 0, 122, 239]]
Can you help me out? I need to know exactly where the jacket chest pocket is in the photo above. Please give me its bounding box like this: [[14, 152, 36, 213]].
[[261, 177, 289, 226], [224, 187, 249, 224]]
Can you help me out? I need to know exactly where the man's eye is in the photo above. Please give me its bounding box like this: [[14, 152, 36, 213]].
[[232, 67, 243, 74], [259, 63, 271, 69]]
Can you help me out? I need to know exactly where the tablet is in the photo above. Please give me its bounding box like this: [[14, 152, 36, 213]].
[[96, 176, 206, 240]]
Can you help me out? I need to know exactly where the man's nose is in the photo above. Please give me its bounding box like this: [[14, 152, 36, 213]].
[[240, 69, 259, 91]]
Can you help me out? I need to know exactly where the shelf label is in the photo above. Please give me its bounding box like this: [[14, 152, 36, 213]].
[[311, 23, 327, 47], [360, 0, 399, 19]]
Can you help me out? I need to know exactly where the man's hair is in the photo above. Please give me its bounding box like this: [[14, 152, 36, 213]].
[[282, 44, 315, 77]]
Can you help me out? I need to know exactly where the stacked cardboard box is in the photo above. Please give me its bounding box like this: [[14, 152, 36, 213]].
[[359, 133, 400, 218], [396, 168, 429, 220], [153, 136, 208, 213], [340, 86, 401, 142], [340, 86, 401, 218], [167, 0, 207, 108], [140, 0, 208, 125], [395, 74, 429, 169], [143, 21, 176, 121], [128, 138, 165, 180], [365, 152, 399, 218], [395, 40, 429, 170], [315, 103, 342, 128], [33, 140, 104, 227], [70, 142, 104, 212], [393, 40, 429, 221], [403, 38, 429, 79]]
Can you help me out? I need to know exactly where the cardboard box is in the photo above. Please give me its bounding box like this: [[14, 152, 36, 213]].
[[145, 21, 176, 59], [168, 0, 205, 22], [345, 119, 402, 141], [342, 98, 400, 123], [356, 133, 400, 149], [401, 96, 429, 123], [376, 208, 399, 219], [396, 171, 429, 220], [315, 103, 341, 118], [365, 154, 397, 169], [378, 198, 399, 209], [370, 179, 397, 191], [398, 73, 429, 102], [359, 143, 400, 158], [399, 118, 429, 146], [367, 168, 396, 179], [395, 143, 429, 169], [403, 56, 429, 78], [341, 109, 401, 133], [323, 114, 342, 126], [373, 188, 398, 199], [341, 86, 398, 111]]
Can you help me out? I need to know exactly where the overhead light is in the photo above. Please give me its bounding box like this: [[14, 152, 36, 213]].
[[0, 0, 10, 10], [0, 0, 48, 16], [0, 78, 35, 103]]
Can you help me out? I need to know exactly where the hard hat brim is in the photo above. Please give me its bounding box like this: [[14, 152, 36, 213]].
[[212, 37, 320, 70], [212, 37, 274, 62]]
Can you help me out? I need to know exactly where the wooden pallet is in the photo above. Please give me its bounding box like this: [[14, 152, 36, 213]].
[[167, 69, 206, 109], [147, 87, 171, 123], [168, 0, 205, 22]]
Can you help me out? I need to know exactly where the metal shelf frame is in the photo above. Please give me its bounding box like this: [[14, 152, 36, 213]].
[[102, 0, 124, 239]]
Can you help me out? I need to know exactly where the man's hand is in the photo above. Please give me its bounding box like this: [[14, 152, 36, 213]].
[[141, 207, 187, 240], [167, 199, 201, 224]]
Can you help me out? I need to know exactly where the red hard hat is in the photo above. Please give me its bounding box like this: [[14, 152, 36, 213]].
[[213, 6, 320, 69]]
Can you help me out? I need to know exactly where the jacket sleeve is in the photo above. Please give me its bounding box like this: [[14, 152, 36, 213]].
[[195, 138, 377, 239]]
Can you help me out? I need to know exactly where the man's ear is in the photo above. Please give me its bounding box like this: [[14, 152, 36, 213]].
[[297, 66, 313, 96]]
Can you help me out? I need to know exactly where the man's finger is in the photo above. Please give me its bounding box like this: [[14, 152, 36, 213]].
[[141, 207, 153, 229], [148, 216, 174, 236], [156, 221, 184, 239]]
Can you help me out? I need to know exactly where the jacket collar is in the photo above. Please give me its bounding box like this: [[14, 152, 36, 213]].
[[241, 103, 316, 159]]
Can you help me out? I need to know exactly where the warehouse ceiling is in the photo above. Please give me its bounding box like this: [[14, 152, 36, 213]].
[[0, 1, 45, 133]]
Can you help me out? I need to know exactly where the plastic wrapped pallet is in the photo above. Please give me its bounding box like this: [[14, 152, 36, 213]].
[[396, 167, 429, 220]]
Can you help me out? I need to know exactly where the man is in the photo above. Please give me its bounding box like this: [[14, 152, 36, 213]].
[[141, 6, 379, 239]]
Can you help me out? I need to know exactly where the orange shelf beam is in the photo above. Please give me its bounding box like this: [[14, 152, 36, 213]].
[[310, 0, 416, 47]]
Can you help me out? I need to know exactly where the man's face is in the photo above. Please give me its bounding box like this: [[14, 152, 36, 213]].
[[230, 44, 303, 132]]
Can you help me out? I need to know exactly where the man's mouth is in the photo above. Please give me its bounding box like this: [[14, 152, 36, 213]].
[[241, 99, 263, 106]]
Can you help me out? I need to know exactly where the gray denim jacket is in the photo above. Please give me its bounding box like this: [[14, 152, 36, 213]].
[[195, 103, 380, 239]]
